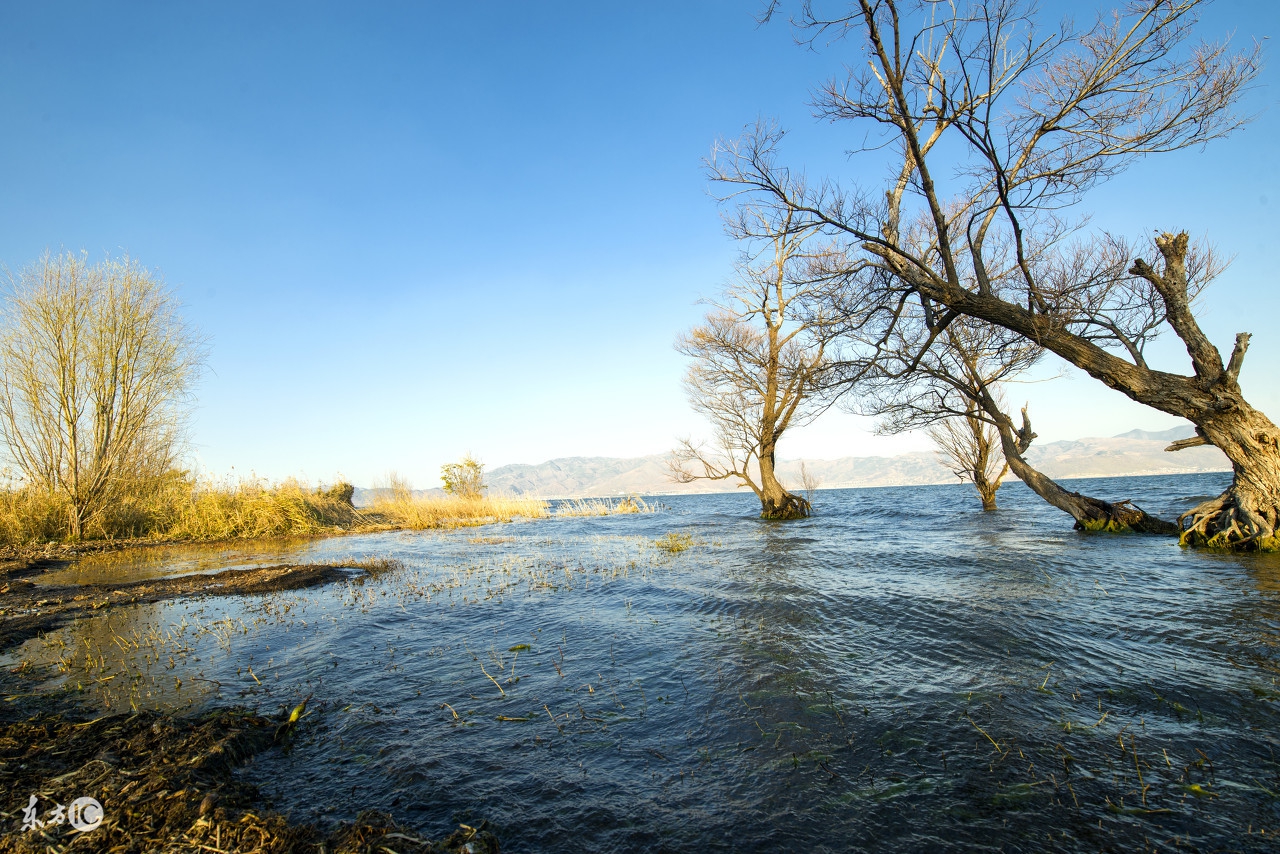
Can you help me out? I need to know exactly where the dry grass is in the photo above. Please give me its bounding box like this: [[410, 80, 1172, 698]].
[[0, 472, 661, 549], [0, 484, 68, 546], [363, 491, 548, 530], [556, 495, 658, 517], [0, 474, 358, 547], [653, 531, 698, 553], [160, 477, 358, 540]]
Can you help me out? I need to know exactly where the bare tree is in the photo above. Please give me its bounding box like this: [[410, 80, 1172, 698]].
[[978, 395, 1178, 534], [0, 252, 205, 540], [719, 0, 1271, 548], [849, 302, 1175, 525], [797, 460, 822, 504], [928, 402, 1006, 511], [670, 197, 836, 519]]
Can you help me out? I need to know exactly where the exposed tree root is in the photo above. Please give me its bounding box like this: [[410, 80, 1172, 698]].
[[760, 492, 811, 520], [1178, 487, 1280, 551]]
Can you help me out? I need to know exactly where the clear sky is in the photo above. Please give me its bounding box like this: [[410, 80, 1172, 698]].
[[1, 1, 1277, 488]]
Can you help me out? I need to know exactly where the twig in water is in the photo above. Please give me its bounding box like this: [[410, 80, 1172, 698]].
[[478, 661, 506, 697], [966, 715, 1006, 757]]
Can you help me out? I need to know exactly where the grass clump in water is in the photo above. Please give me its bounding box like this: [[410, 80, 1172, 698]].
[[557, 495, 658, 517], [653, 532, 697, 553]]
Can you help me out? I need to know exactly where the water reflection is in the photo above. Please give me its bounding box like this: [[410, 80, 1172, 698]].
[[7, 601, 217, 710], [36, 539, 317, 586]]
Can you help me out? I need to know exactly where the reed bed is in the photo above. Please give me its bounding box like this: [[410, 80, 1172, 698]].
[[0, 485, 68, 546], [363, 492, 548, 530], [0, 474, 659, 549], [161, 477, 358, 540], [555, 495, 658, 517], [0, 475, 357, 546]]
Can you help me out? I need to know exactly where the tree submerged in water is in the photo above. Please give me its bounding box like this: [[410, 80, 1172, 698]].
[[670, 194, 838, 520], [728, 0, 1270, 547]]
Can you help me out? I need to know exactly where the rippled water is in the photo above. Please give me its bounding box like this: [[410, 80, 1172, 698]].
[[9, 474, 1280, 852]]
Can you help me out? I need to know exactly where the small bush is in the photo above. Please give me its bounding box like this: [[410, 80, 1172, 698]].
[[441, 455, 486, 499]]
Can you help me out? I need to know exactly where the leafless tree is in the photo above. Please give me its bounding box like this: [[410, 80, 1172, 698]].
[[670, 197, 837, 518], [928, 401, 1006, 511], [0, 252, 205, 540], [797, 460, 822, 504], [719, 0, 1270, 547], [851, 304, 1174, 525]]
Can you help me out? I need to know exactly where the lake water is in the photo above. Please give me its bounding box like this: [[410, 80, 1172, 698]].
[[8, 473, 1280, 852]]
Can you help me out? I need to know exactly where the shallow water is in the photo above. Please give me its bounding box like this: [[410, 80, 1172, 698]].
[[8, 474, 1280, 852]]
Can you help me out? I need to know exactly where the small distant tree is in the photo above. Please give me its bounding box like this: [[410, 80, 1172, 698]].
[[669, 195, 836, 519], [441, 454, 486, 499], [0, 252, 205, 540], [797, 460, 821, 505], [928, 402, 1007, 512]]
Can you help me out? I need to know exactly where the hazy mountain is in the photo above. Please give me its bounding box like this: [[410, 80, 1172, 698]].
[[1110, 427, 1198, 442], [354, 425, 1229, 502]]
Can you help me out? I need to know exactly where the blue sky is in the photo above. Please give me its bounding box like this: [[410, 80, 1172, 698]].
[[1, 1, 1277, 487]]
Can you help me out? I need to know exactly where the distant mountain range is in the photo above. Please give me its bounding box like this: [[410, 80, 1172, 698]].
[[353, 425, 1230, 503]]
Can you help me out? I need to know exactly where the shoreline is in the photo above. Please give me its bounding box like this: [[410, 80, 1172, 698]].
[[0, 549, 502, 852], [0, 690, 500, 853]]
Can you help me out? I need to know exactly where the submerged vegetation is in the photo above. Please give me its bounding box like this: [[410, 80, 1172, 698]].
[[5, 481, 1274, 850], [0, 700, 499, 854]]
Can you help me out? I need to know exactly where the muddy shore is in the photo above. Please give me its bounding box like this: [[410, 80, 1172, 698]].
[[0, 547, 502, 853]]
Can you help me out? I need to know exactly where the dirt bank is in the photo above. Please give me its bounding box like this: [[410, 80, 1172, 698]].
[[0, 557, 393, 654]]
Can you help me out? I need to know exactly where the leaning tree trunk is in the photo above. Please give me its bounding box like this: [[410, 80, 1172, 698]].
[[985, 400, 1178, 535], [911, 232, 1280, 550], [758, 445, 811, 520]]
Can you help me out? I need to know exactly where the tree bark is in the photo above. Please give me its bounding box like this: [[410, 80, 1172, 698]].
[[758, 444, 811, 520], [975, 474, 1000, 512], [1177, 403, 1280, 548]]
